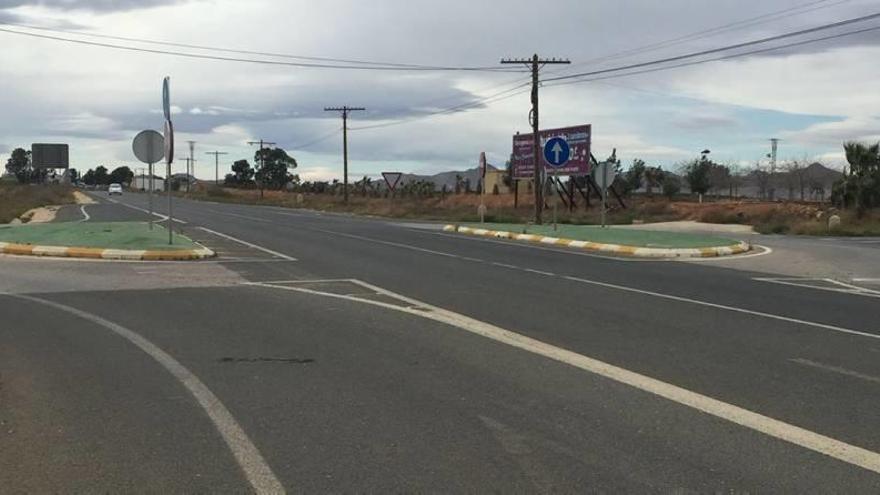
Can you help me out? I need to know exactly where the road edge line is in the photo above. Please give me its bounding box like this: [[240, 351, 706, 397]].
[[6, 293, 285, 494]]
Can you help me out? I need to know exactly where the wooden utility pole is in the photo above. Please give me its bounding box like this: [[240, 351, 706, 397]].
[[501, 54, 570, 224], [186, 140, 196, 193], [205, 151, 228, 185], [248, 139, 276, 199], [324, 106, 365, 203]]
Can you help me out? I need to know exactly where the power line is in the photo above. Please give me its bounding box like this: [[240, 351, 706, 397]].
[[290, 127, 343, 150], [349, 82, 531, 131], [542, 23, 880, 89], [0, 25, 524, 73], [578, 0, 851, 67], [543, 11, 880, 84]]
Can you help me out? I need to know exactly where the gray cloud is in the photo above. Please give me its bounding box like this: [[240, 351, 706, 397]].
[[0, 0, 186, 11]]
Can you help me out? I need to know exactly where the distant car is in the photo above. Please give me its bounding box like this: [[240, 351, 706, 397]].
[[108, 183, 123, 195]]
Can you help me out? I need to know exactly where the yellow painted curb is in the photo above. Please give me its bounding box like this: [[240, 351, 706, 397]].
[[0, 241, 215, 261], [442, 225, 750, 259]]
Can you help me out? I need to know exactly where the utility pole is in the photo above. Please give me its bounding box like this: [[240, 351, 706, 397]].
[[501, 54, 570, 225], [248, 139, 276, 199], [769, 138, 779, 174], [324, 106, 366, 204], [186, 141, 196, 193], [205, 151, 228, 185]]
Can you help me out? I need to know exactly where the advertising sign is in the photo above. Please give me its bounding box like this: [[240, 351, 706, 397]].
[[512, 124, 591, 179], [31, 143, 69, 169]]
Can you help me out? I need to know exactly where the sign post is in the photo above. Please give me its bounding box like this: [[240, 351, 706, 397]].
[[132, 130, 165, 230], [478, 152, 487, 223], [163, 77, 175, 245], [596, 161, 617, 228], [543, 136, 571, 231]]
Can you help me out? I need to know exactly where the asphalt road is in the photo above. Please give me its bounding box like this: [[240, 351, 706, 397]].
[[3, 191, 879, 493]]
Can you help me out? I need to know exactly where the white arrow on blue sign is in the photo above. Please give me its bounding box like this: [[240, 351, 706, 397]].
[[543, 137, 571, 167]]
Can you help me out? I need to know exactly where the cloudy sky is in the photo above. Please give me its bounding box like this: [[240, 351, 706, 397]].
[[1, 0, 879, 180]]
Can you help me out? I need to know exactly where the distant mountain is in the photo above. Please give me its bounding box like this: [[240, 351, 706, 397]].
[[392, 164, 500, 190]]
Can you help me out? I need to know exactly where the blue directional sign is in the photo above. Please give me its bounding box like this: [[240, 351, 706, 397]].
[[543, 137, 571, 167]]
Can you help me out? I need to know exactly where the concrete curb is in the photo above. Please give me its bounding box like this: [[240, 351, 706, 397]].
[[0, 241, 215, 261], [442, 225, 751, 258]]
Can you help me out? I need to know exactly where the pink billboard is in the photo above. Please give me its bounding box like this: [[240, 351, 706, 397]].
[[512, 124, 591, 179]]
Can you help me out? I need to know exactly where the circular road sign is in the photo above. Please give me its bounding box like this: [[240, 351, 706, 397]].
[[543, 137, 570, 167], [132, 130, 165, 164], [163, 77, 171, 121]]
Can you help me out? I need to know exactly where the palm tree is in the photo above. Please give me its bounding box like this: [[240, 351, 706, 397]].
[[843, 141, 880, 215]]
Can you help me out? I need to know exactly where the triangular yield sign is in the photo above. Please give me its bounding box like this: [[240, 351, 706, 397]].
[[382, 172, 403, 192]]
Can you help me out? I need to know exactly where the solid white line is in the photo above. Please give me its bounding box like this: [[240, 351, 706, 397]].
[[79, 205, 90, 222], [249, 279, 880, 475], [853, 278, 880, 282], [562, 275, 880, 341], [682, 245, 773, 262], [106, 197, 188, 224], [791, 358, 880, 385], [8, 294, 284, 494], [197, 227, 297, 261]]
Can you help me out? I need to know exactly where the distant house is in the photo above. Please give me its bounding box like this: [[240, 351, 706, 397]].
[[132, 174, 166, 192]]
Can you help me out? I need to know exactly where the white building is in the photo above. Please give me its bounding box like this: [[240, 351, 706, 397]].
[[131, 174, 165, 191]]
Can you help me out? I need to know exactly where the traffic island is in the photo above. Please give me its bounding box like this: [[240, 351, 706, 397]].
[[0, 222, 214, 261], [443, 223, 750, 258]]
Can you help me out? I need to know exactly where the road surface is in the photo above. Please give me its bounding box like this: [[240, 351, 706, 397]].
[[2, 192, 879, 493]]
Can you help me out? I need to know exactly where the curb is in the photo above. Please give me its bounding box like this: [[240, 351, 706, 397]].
[[0, 241, 215, 261], [442, 225, 751, 258]]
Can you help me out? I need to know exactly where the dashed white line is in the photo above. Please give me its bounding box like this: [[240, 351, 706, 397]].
[[314, 228, 484, 262], [524, 268, 555, 276], [106, 197, 188, 224], [563, 275, 880, 341], [791, 358, 880, 385], [8, 293, 284, 494], [197, 227, 297, 261]]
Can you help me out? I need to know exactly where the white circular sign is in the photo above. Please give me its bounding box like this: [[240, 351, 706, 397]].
[[132, 130, 165, 164]]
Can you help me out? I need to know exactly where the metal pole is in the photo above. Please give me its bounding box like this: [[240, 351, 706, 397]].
[[148, 162, 154, 231], [601, 163, 607, 228], [167, 160, 173, 245], [552, 170, 558, 231]]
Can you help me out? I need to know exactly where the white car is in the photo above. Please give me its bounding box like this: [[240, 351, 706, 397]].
[[108, 183, 123, 195]]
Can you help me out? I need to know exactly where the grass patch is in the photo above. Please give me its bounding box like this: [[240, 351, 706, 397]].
[[0, 221, 198, 250], [463, 222, 737, 248], [0, 184, 75, 223]]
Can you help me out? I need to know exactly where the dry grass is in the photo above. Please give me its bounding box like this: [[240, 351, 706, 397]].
[[185, 185, 880, 235], [0, 183, 76, 223]]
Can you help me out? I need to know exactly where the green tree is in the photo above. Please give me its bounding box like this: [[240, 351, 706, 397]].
[[622, 158, 646, 196], [254, 148, 297, 190], [684, 158, 712, 196], [108, 166, 134, 185], [68, 168, 79, 183], [82, 169, 96, 185], [5, 148, 31, 183], [227, 159, 255, 186], [645, 166, 665, 197], [94, 166, 109, 185], [836, 141, 880, 216], [662, 174, 681, 200]]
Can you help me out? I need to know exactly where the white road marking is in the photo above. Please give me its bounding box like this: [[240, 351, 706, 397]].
[[314, 228, 484, 262], [106, 197, 188, 224], [682, 245, 774, 262], [197, 227, 297, 261], [754, 277, 880, 299], [219, 211, 274, 223], [78, 205, 91, 222], [853, 278, 880, 282], [492, 262, 520, 270], [7, 294, 284, 494], [563, 275, 880, 341], [524, 268, 555, 276], [791, 358, 880, 385], [247, 279, 880, 475]]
